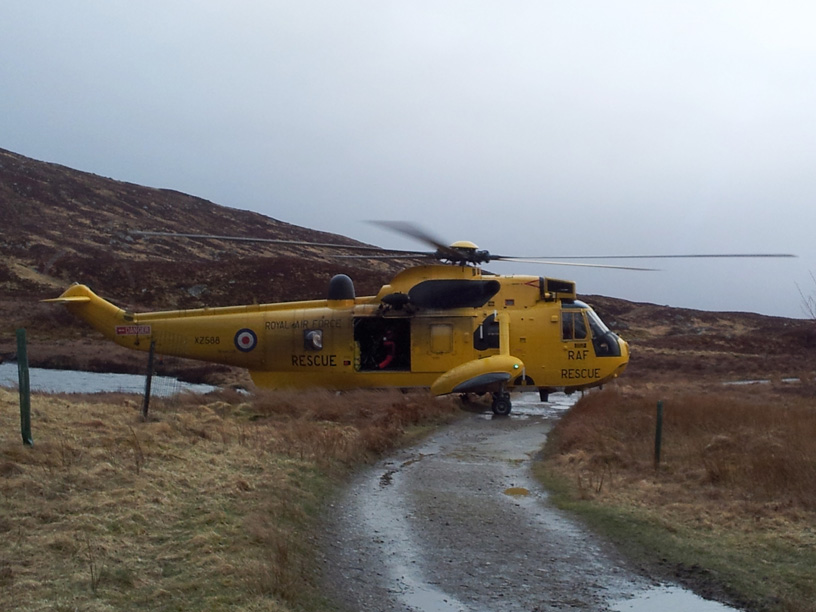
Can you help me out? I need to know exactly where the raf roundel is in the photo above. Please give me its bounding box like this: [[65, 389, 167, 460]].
[[234, 328, 257, 352]]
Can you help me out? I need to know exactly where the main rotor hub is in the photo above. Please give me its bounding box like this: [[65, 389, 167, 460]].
[[449, 240, 479, 250], [436, 241, 491, 265]]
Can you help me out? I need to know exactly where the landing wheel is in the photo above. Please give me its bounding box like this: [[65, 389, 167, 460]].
[[491, 392, 512, 416]]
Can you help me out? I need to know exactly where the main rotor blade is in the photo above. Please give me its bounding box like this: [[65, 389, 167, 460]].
[[493, 253, 796, 260], [367, 221, 449, 251], [131, 230, 796, 267], [368, 222, 796, 262], [130, 230, 430, 255], [496, 258, 659, 271], [367, 220, 465, 260], [336, 254, 436, 260]]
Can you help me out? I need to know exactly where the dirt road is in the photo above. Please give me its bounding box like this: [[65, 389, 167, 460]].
[[318, 394, 740, 612]]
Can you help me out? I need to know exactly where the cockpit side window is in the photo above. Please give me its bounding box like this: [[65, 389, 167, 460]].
[[564, 300, 621, 357], [561, 311, 588, 340], [474, 314, 500, 351]]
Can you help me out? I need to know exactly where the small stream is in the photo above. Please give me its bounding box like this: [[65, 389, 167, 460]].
[[0, 362, 217, 396]]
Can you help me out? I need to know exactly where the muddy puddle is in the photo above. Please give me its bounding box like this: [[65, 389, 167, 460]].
[[319, 391, 742, 611]]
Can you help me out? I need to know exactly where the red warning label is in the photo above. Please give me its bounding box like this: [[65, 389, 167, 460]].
[[115, 325, 152, 336]]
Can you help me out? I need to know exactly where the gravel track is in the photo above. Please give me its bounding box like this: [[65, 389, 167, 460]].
[[318, 394, 740, 612]]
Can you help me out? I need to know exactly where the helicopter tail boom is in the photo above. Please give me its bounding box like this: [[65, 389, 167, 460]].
[[46, 284, 287, 368], [44, 284, 135, 347]]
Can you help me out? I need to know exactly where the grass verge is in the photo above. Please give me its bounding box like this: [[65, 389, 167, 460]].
[[536, 383, 816, 612], [0, 386, 460, 611]]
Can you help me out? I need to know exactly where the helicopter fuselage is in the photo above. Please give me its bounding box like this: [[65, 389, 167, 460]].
[[49, 265, 629, 408]]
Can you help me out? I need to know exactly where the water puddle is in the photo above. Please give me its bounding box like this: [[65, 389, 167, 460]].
[[723, 378, 799, 386], [610, 585, 738, 611], [503, 486, 530, 497], [0, 362, 217, 396], [476, 389, 577, 421], [513, 395, 575, 417], [392, 574, 470, 612]]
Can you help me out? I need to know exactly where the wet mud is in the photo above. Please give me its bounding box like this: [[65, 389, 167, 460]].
[[318, 394, 740, 612]]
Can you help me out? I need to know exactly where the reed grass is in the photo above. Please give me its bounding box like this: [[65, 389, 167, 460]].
[[0, 386, 459, 611], [540, 382, 816, 612]]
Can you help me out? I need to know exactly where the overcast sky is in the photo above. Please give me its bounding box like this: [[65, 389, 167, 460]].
[[2, 1, 814, 318]]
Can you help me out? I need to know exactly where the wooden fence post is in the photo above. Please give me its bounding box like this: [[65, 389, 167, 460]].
[[654, 400, 664, 470], [16, 328, 33, 446], [141, 340, 156, 421]]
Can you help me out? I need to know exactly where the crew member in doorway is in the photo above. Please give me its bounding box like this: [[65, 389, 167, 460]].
[[378, 329, 396, 369]]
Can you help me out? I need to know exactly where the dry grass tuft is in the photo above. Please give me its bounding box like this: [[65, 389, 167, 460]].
[[0, 386, 459, 611], [550, 385, 816, 512]]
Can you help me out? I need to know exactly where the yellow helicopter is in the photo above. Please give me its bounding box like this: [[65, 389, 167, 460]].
[[46, 222, 794, 415]]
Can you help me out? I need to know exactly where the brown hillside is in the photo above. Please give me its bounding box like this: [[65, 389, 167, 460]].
[[0, 147, 399, 306], [1, 147, 814, 385], [0, 147, 403, 379], [586, 294, 815, 383]]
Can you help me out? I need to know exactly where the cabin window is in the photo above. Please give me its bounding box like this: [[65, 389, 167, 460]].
[[561, 311, 588, 340], [303, 329, 323, 350], [474, 314, 500, 351]]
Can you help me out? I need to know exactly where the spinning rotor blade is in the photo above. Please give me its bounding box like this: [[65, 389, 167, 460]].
[[368, 220, 450, 251], [368, 220, 470, 261]]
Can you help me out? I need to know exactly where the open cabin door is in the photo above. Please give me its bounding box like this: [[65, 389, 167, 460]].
[[353, 317, 411, 371]]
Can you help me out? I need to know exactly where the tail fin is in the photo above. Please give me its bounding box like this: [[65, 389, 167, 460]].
[[44, 284, 131, 344]]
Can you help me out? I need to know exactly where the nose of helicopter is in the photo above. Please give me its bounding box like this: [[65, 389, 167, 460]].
[[616, 336, 630, 376]]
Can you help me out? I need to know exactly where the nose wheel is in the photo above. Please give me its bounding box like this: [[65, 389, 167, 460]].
[[491, 391, 512, 416]]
